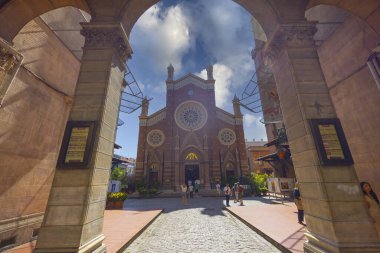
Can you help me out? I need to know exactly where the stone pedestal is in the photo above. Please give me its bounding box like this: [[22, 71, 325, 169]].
[[33, 21, 131, 253], [262, 22, 380, 253]]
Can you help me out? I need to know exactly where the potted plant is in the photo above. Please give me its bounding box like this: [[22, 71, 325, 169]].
[[107, 192, 127, 209]]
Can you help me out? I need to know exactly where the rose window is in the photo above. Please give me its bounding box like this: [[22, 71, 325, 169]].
[[175, 101, 207, 131], [218, 128, 236, 145], [147, 130, 165, 147]]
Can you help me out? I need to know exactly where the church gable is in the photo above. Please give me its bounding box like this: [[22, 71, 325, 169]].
[[216, 108, 238, 125], [146, 108, 166, 126], [167, 73, 214, 91]]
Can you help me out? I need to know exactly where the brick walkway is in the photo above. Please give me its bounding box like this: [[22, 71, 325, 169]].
[[225, 197, 307, 253], [5, 208, 162, 253]]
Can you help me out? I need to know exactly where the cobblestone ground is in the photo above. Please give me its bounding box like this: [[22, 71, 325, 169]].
[[123, 197, 281, 253]]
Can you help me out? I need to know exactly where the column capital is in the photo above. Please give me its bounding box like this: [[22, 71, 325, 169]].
[[0, 39, 22, 72], [262, 22, 317, 67], [80, 22, 132, 65]]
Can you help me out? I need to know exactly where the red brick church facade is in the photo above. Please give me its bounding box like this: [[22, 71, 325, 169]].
[[135, 65, 248, 190]]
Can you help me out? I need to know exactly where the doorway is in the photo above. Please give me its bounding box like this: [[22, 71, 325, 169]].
[[185, 164, 199, 185], [149, 171, 158, 188]]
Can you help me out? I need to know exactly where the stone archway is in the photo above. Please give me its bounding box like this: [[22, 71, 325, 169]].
[[1, 0, 380, 252], [0, 0, 90, 42], [0, 5, 92, 250]]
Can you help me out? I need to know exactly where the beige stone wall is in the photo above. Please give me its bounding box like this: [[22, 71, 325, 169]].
[[0, 17, 80, 245], [318, 15, 380, 193]]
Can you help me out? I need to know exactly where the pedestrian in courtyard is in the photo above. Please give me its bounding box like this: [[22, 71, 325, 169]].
[[233, 182, 240, 203], [189, 183, 194, 199], [360, 182, 380, 238], [194, 179, 200, 197], [216, 182, 221, 196], [181, 184, 188, 206], [224, 183, 232, 207], [293, 182, 305, 225], [238, 183, 244, 206]]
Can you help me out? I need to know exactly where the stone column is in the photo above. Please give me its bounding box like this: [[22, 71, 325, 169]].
[[203, 134, 210, 188], [174, 133, 180, 190], [263, 22, 380, 253], [34, 21, 131, 253]]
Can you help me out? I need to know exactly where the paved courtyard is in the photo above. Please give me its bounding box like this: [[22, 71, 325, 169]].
[[123, 197, 281, 253]]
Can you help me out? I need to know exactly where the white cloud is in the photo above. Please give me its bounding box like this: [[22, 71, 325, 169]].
[[131, 4, 193, 73], [196, 63, 233, 108], [152, 81, 166, 94], [244, 114, 258, 126], [244, 113, 268, 141], [180, 0, 255, 108]]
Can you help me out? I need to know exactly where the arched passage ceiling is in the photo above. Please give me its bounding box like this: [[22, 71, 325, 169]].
[[1, 0, 378, 47], [306, 0, 380, 35], [0, 0, 89, 42]]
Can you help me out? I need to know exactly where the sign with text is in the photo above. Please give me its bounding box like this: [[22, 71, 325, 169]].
[[309, 119, 353, 166], [64, 127, 90, 163], [57, 121, 96, 169]]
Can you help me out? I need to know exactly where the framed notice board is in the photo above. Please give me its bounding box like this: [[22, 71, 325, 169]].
[[57, 121, 96, 169], [309, 118, 353, 166]]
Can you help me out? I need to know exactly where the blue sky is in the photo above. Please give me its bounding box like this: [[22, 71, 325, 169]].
[[115, 0, 267, 158]]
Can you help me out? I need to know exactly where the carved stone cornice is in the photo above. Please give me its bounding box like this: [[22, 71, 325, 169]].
[[0, 39, 22, 73], [262, 22, 317, 66], [80, 22, 132, 64]]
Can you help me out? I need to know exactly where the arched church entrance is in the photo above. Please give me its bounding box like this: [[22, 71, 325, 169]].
[[184, 152, 201, 185], [148, 162, 159, 188], [224, 162, 236, 180], [0, 0, 380, 253]]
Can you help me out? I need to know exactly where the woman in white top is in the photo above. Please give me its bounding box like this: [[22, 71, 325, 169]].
[[361, 182, 380, 238], [216, 183, 221, 196]]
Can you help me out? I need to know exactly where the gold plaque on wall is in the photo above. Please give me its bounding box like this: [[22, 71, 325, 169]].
[[309, 118, 353, 166], [57, 121, 96, 169]]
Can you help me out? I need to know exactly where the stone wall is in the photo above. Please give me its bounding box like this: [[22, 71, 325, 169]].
[[318, 15, 380, 193], [0, 17, 80, 246]]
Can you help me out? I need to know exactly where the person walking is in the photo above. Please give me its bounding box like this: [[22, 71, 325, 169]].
[[238, 183, 244, 206], [233, 182, 240, 203], [361, 182, 380, 238], [293, 182, 305, 225], [189, 183, 194, 199], [194, 179, 200, 197], [224, 183, 232, 207], [181, 184, 188, 206], [216, 182, 221, 196]]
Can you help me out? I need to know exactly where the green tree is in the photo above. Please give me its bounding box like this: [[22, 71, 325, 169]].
[[111, 166, 125, 181], [251, 173, 270, 195]]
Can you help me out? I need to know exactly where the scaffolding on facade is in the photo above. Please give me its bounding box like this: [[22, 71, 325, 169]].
[[120, 65, 152, 114]]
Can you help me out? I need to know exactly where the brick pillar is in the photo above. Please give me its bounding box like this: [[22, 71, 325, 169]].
[[264, 22, 380, 253], [33, 21, 131, 253]]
